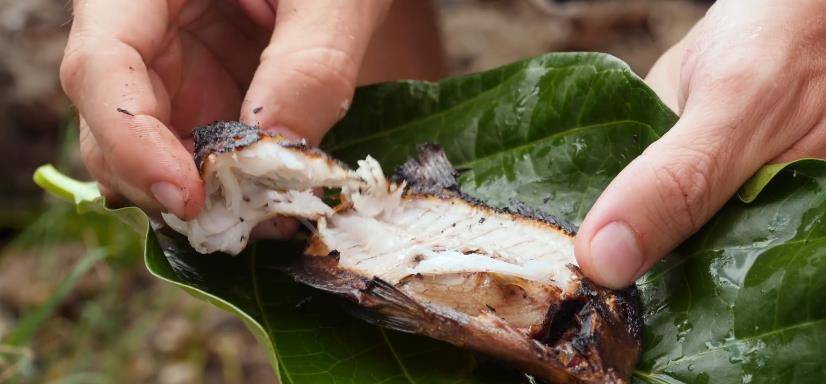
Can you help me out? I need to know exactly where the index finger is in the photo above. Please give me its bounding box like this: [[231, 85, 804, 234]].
[[60, 0, 204, 219]]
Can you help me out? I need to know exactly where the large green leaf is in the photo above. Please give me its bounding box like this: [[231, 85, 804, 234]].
[[34, 52, 826, 383]]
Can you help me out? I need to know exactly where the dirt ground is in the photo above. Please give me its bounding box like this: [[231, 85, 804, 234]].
[[0, 1, 708, 382]]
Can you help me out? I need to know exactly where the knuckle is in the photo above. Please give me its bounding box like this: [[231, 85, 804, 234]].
[[686, 38, 780, 96], [59, 46, 88, 96], [704, 63, 771, 98], [652, 149, 716, 234], [78, 128, 103, 173], [689, 43, 786, 101], [264, 46, 359, 95]]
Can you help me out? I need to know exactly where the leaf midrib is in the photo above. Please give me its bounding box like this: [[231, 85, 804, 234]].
[[648, 317, 826, 374], [250, 247, 295, 384], [454, 120, 658, 169], [380, 328, 417, 384], [633, 370, 683, 384], [640, 235, 826, 287]]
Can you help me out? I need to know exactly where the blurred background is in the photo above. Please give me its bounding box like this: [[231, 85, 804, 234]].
[[0, 1, 709, 383]]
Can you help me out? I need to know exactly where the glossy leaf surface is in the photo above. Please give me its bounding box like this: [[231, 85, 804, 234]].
[[35, 53, 826, 383]]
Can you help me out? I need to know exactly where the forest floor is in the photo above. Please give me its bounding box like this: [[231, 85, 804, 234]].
[[0, 1, 707, 382]]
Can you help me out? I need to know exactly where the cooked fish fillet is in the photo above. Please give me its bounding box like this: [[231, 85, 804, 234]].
[[162, 121, 362, 254], [306, 149, 576, 284], [297, 144, 641, 383], [165, 122, 642, 383]]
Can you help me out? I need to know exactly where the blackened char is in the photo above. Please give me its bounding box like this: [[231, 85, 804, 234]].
[[192, 121, 333, 172], [193, 121, 261, 170]]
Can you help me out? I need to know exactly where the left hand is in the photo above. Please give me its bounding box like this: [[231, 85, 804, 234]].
[[575, 0, 826, 289], [60, 0, 396, 220]]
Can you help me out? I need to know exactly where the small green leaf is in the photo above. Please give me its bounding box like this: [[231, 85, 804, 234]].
[[33, 165, 100, 209], [33, 165, 146, 233], [738, 159, 821, 203]]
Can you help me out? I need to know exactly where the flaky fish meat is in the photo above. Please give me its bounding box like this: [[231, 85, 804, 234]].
[[162, 121, 362, 254], [163, 122, 642, 384]]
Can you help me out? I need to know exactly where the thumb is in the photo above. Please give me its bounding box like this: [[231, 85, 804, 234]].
[[574, 104, 776, 289], [239, 0, 391, 145]]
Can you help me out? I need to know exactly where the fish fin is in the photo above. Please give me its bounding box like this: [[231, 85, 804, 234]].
[[351, 277, 431, 334], [392, 144, 459, 194], [288, 256, 432, 334]]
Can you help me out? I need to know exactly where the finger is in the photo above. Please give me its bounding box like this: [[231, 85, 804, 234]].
[[80, 116, 129, 208], [80, 115, 159, 210], [97, 183, 124, 207], [78, 116, 110, 187], [168, 33, 244, 134], [179, 0, 266, 88], [358, 0, 446, 84], [61, 0, 204, 219], [239, 0, 392, 145], [574, 99, 792, 289], [228, 0, 277, 31], [644, 37, 687, 113]]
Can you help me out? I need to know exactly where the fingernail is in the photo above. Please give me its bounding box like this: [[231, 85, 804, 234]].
[[588, 221, 644, 289], [262, 124, 303, 141], [151, 182, 186, 217]]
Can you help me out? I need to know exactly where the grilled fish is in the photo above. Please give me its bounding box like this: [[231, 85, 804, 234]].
[[163, 122, 642, 383]]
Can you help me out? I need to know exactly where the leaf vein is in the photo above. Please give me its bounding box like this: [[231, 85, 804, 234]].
[[250, 248, 294, 384], [380, 329, 417, 384], [455, 120, 658, 170]]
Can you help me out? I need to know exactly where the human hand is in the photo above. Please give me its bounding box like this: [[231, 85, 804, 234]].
[[60, 0, 394, 220], [575, 0, 826, 289]]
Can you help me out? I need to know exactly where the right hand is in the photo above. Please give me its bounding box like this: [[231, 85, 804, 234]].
[[60, 0, 396, 220], [575, 0, 826, 289]]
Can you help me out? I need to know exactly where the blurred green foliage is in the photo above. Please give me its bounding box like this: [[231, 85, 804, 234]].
[[1, 122, 141, 382], [0, 122, 272, 383]]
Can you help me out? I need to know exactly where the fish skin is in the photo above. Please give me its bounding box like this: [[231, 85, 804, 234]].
[[193, 121, 263, 171], [192, 121, 349, 175], [288, 254, 641, 384]]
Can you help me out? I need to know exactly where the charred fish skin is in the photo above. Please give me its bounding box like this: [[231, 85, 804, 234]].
[[295, 144, 642, 384], [193, 121, 263, 171], [192, 121, 352, 175]]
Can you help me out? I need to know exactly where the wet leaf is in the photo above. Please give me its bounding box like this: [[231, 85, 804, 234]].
[[36, 53, 826, 383], [634, 159, 826, 384], [325, 53, 675, 222]]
